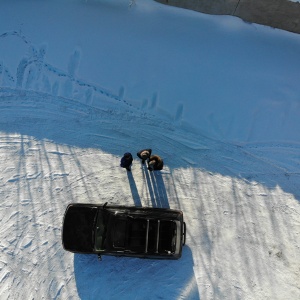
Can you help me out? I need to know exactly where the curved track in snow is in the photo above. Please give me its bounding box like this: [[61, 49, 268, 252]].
[[0, 5, 299, 297], [0, 87, 299, 299]]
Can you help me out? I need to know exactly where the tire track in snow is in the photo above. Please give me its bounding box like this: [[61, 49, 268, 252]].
[[1, 30, 300, 299], [1, 87, 300, 299]]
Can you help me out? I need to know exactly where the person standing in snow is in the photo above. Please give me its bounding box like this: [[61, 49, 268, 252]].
[[147, 154, 163, 171], [137, 148, 152, 164], [120, 152, 133, 171]]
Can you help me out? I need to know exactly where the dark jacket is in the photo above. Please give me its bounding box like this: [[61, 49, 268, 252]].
[[120, 153, 133, 168], [148, 155, 164, 171]]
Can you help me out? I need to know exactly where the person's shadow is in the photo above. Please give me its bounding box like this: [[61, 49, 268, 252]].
[[142, 164, 170, 208], [126, 170, 142, 207]]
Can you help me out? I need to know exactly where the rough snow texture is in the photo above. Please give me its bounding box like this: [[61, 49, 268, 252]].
[[0, 0, 299, 299]]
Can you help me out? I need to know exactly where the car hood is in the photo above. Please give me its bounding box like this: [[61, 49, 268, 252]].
[[62, 205, 98, 253]]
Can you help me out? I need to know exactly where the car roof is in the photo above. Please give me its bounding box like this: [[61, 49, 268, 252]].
[[105, 213, 178, 255]]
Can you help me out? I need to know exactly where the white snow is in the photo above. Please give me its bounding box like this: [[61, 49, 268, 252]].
[[0, 0, 299, 299]]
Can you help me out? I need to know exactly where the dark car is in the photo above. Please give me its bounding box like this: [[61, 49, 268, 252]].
[[62, 203, 186, 260]]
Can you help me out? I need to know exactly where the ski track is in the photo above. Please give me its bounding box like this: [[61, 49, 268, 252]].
[[0, 31, 300, 300]]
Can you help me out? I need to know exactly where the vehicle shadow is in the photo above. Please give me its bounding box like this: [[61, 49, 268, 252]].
[[74, 245, 200, 300], [142, 164, 170, 208]]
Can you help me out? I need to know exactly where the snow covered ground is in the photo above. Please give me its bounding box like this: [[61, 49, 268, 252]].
[[0, 0, 299, 299]]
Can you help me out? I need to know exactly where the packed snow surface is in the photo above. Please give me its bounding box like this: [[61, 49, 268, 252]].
[[0, 0, 299, 299]]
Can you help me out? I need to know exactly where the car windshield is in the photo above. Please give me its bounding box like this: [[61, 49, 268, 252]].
[[94, 209, 108, 251]]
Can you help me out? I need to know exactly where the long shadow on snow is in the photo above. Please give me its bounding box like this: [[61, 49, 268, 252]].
[[74, 246, 199, 300], [0, 88, 299, 202], [141, 163, 170, 208], [126, 171, 142, 207]]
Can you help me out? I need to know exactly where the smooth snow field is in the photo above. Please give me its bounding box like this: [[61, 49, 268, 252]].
[[0, 0, 299, 299]]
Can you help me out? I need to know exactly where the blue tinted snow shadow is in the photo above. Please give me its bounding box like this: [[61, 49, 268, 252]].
[[74, 246, 200, 300], [0, 88, 299, 202]]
